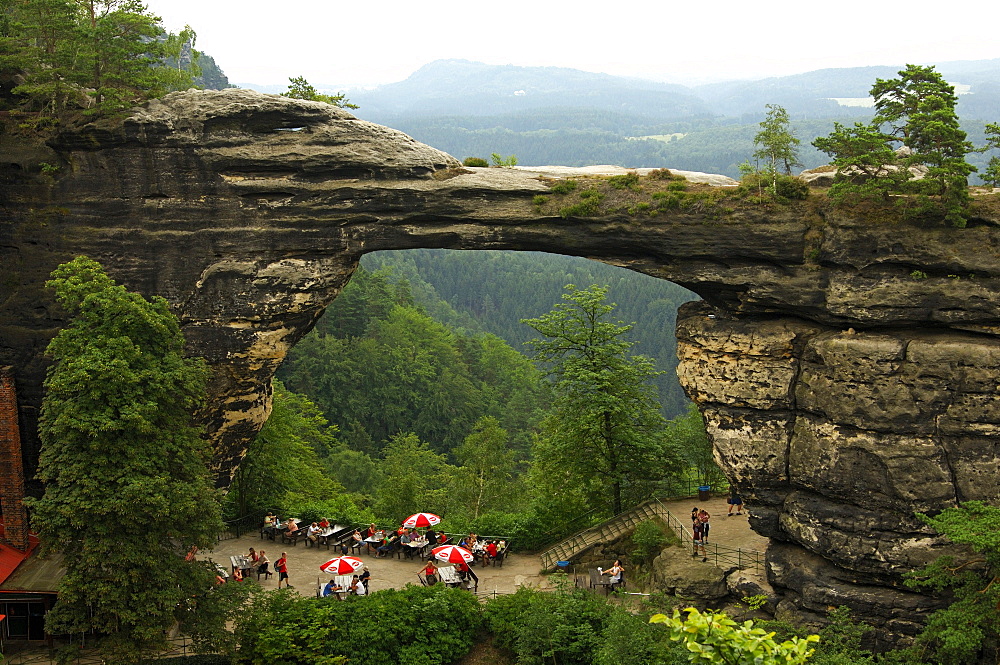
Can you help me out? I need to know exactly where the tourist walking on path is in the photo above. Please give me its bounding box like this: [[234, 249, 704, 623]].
[[276, 552, 290, 589]]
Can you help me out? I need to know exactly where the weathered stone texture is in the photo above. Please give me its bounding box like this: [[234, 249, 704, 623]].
[[3, 88, 1000, 639]]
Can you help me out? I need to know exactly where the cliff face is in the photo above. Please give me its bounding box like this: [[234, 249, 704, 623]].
[[2, 88, 1000, 639]]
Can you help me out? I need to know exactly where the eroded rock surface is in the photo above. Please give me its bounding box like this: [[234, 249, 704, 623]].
[[3, 88, 1000, 640]]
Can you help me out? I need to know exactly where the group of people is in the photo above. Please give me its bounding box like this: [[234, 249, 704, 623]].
[[691, 507, 711, 561], [421, 557, 479, 589], [322, 567, 370, 598]]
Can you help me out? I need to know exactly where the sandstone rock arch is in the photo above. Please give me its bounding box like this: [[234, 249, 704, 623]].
[[3, 88, 1000, 640]]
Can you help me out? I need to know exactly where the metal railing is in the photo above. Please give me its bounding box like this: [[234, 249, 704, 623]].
[[217, 512, 262, 541], [539, 498, 762, 574]]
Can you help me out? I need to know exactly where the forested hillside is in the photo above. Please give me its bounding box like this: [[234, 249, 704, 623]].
[[345, 58, 1000, 178], [360, 249, 697, 418]]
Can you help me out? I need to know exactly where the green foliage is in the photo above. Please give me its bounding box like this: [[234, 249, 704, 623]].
[[809, 607, 875, 665], [533, 194, 549, 206], [979, 123, 1000, 188], [485, 584, 613, 665], [550, 179, 580, 195], [559, 187, 605, 218], [609, 172, 642, 190], [667, 404, 724, 489], [631, 519, 669, 563], [451, 416, 521, 518], [226, 381, 344, 520], [909, 270, 928, 280], [773, 175, 809, 200], [27, 257, 222, 662], [813, 65, 975, 226], [463, 156, 489, 166], [650, 607, 819, 665], [523, 284, 684, 516], [904, 501, 1000, 665], [280, 75, 358, 109], [372, 432, 451, 521], [753, 104, 802, 176], [491, 152, 518, 167], [236, 585, 480, 664], [3, 1, 206, 114]]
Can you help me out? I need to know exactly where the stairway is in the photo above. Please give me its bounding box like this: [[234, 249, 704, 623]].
[[539, 499, 674, 571]]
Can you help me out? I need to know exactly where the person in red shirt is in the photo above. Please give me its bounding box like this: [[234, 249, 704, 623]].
[[486, 541, 498, 563], [275, 552, 290, 589], [455, 559, 479, 589]]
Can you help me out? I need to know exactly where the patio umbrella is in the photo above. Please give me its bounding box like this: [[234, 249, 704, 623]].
[[319, 556, 364, 575], [432, 544, 474, 564], [402, 512, 441, 528]]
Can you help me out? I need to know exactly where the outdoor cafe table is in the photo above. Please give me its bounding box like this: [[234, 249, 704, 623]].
[[589, 569, 614, 594], [437, 565, 463, 588], [404, 539, 429, 558], [319, 574, 355, 599], [363, 532, 385, 554], [230, 555, 252, 579]]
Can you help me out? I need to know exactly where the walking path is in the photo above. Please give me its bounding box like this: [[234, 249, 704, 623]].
[[203, 534, 552, 597]]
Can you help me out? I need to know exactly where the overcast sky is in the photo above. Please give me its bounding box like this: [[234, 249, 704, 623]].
[[149, 0, 1000, 89]]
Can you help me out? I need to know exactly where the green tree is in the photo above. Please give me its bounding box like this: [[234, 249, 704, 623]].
[[373, 432, 452, 520], [650, 608, 819, 665], [667, 404, 725, 489], [281, 74, 358, 109], [812, 121, 903, 204], [979, 122, 1000, 188], [26, 257, 222, 662], [904, 501, 1000, 665], [815, 64, 975, 227], [753, 104, 801, 185], [522, 284, 681, 516], [452, 416, 520, 518], [227, 380, 342, 519]]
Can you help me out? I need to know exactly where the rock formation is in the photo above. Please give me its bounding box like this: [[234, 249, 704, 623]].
[[2, 88, 1000, 641]]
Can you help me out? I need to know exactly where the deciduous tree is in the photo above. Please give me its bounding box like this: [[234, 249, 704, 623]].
[[281, 74, 358, 109], [522, 284, 681, 516], [27, 257, 222, 662], [753, 103, 801, 183]]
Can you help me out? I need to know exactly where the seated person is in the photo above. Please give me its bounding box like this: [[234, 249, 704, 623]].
[[322, 579, 342, 597], [376, 534, 398, 557], [247, 547, 259, 563], [366, 523, 377, 538], [486, 541, 498, 561], [256, 551, 270, 576], [459, 536, 471, 549], [423, 559, 439, 585], [319, 517, 330, 529], [350, 574, 366, 595], [285, 518, 299, 534], [307, 522, 321, 543], [604, 560, 625, 588], [438, 531, 448, 544], [400, 528, 412, 544]]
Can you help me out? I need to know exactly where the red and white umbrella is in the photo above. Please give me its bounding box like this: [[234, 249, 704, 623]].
[[402, 512, 441, 528], [319, 556, 364, 575], [432, 544, 473, 564]]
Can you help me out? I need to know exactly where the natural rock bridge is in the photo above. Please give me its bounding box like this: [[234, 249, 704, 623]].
[[3, 88, 1000, 640]]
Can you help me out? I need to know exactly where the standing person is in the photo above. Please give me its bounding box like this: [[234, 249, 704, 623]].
[[692, 517, 707, 562], [728, 489, 744, 516], [698, 509, 711, 544], [275, 552, 290, 589], [359, 566, 371, 593]]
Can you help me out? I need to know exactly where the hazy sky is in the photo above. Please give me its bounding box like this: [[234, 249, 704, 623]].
[[150, 0, 1000, 88]]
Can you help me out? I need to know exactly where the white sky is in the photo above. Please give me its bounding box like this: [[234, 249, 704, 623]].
[[149, 0, 1000, 89]]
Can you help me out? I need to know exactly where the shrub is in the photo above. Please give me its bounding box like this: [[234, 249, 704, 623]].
[[631, 519, 668, 564], [463, 157, 489, 167], [490, 153, 518, 167], [237, 585, 481, 664], [559, 189, 605, 218], [533, 195, 549, 206], [550, 179, 579, 195], [648, 168, 682, 181], [609, 172, 641, 191], [774, 175, 809, 200]]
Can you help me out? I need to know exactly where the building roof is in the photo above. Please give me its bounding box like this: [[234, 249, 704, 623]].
[[0, 534, 62, 594]]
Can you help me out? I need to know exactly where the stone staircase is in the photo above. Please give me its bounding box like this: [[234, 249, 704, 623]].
[[539, 499, 675, 571]]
